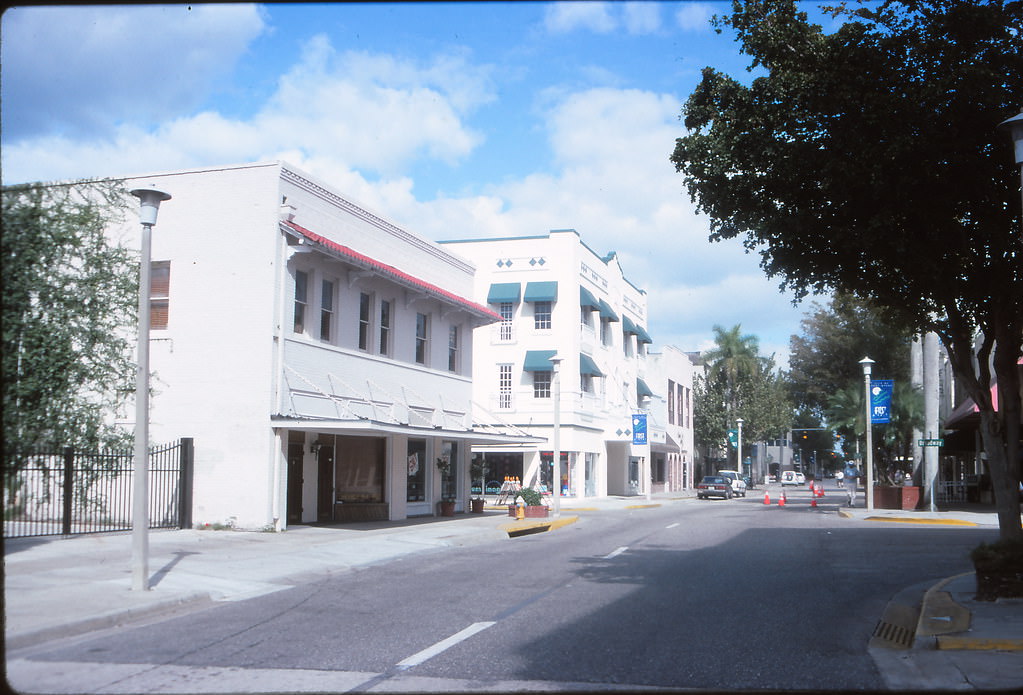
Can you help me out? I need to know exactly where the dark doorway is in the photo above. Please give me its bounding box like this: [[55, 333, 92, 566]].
[[286, 434, 305, 525], [317, 445, 334, 522]]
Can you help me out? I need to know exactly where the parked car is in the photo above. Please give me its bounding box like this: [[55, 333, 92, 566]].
[[697, 475, 733, 499], [780, 470, 806, 486], [717, 470, 747, 497]]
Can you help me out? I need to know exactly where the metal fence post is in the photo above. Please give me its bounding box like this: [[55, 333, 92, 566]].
[[178, 438, 194, 529], [62, 447, 74, 535]]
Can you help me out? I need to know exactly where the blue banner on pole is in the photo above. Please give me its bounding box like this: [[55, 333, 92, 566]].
[[870, 379, 893, 424], [632, 414, 647, 445]]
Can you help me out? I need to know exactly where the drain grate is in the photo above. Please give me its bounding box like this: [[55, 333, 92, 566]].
[[869, 602, 919, 649]]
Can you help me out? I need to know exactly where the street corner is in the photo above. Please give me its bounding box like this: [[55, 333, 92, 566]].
[[498, 514, 579, 538]]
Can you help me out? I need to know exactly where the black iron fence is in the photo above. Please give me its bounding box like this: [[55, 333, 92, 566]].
[[3, 438, 193, 538]]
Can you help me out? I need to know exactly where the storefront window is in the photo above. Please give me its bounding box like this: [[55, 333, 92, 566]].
[[540, 451, 570, 495], [407, 439, 427, 502]]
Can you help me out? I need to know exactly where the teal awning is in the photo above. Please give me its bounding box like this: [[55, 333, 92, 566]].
[[622, 316, 638, 335], [524, 281, 558, 302], [579, 286, 600, 310], [523, 349, 558, 371], [597, 299, 619, 322], [636, 324, 653, 344], [637, 377, 654, 398], [487, 282, 521, 303], [579, 353, 604, 377]]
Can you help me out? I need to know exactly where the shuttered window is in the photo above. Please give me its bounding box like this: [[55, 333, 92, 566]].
[[150, 261, 170, 330]]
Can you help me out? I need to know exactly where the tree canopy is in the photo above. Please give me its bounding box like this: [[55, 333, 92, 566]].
[[2, 180, 137, 457], [673, 0, 1022, 538]]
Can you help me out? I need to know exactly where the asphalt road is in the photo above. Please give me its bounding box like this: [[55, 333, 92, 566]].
[[12, 487, 993, 692]]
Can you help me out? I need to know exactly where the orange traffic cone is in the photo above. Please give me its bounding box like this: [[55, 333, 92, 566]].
[[810, 495, 817, 508], [763, 490, 770, 505], [778, 491, 786, 507]]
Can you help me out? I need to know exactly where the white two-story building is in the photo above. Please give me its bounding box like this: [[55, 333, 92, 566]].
[[440, 230, 694, 499], [112, 161, 536, 529]]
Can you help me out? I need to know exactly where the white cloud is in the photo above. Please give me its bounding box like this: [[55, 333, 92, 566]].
[[622, 2, 662, 34], [675, 3, 714, 32], [0, 4, 268, 140], [2, 37, 495, 185], [543, 2, 616, 34]]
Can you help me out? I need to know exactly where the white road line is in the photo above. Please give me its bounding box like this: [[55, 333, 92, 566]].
[[666, 522, 680, 529], [396, 621, 496, 669], [604, 546, 628, 559]]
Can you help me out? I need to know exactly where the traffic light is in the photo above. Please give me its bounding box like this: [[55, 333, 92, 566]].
[[802, 433, 808, 440]]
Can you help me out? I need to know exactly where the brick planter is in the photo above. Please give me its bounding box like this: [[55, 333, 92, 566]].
[[507, 504, 549, 518], [873, 486, 920, 510]]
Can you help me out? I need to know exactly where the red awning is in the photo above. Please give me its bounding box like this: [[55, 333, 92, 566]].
[[282, 220, 501, 322]]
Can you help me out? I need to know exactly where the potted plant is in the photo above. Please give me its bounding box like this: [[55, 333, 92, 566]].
[[469, 458, 488, 513], [971, 538, 1023, 601], [508, 487, 548, 519], [436, 458, 455, 516]]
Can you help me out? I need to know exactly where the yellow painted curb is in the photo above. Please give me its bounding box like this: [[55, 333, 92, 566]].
[[863, 516, 978, 526], [624, 504, 662, 510], [497, 514, 579, 535], [936, 636, 1023, 651]]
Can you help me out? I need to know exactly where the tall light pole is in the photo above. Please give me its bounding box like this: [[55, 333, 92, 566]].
[[736, 418, 744, 479], [549, 354, 562, 519], [997, 110, 1023, 239], [130, 184, 171, 591], [860, 356, 875, 511]]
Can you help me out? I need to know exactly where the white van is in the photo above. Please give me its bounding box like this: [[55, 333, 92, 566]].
[[717, 470, 747, 497]]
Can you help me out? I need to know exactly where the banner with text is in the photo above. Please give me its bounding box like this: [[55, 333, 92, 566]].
[[870, 379, 894, 424]]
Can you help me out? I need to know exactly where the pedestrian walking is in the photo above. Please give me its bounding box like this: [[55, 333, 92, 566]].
[[843, 461, 860, 507]]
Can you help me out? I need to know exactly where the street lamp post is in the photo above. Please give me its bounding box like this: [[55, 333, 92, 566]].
[[859, 356, 875, 511], [997, 110, 1023, 239], [549, 355, 562, 519], [129, 184, 171, 592], [736, 418, 744, 479]]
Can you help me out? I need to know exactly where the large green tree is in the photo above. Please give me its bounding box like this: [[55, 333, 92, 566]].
[[672, 0, 1022, 539], [2, 180, 137, 457], [789, 292, 912, 419]]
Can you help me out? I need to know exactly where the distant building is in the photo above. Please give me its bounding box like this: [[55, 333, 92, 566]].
[[440, 230, 694, 499], [110, 162, 535, 529]]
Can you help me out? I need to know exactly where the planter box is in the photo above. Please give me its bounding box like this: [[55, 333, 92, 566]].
[[507, 505, 549, 518], [437, 501, 456, 517], [470, 498, 485, 513], [873, 486, 921, 510]]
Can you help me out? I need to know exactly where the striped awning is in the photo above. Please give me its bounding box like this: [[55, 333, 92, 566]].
[[487, 282, 521, 304], [523, 349, 558, 371], [524, 281, 558, 302], [579, 286, 600, 310], [597, 299, 619, 322], [579, 353, 604, 377]]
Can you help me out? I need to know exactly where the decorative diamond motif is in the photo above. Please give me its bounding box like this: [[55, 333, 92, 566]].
[[496, 259, 505, 267], [529, 258, 537, 266], [538, 258, 546, 265], [616, 429, 624, 437]]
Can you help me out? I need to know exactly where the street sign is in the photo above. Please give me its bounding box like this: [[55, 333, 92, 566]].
[[918, 438, 944, 447]]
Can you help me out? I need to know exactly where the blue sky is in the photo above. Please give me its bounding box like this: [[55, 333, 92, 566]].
[[1, 2, 835, 365]]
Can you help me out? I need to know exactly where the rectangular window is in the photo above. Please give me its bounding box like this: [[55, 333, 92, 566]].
[[358, 293, 371, 350], [499, 364, 513, 409], [415, 312, 430, 365], [320, 279, 334, 341], [600, 319, 611, 346], [379, 299, 391, 356], [448, 325, 460, 373], [534, 301, 552, 330], [534, 370, 552, 398], [406, 439, 426, 503], [150, 261, 170, 330], [293, 270, 308, 334], [499, 302, 513, 341], [668, 379, 676, 425], [580, 373, 593, 393]]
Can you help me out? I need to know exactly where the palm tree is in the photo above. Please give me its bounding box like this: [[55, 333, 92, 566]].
[[703, 324, 763, 414]]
